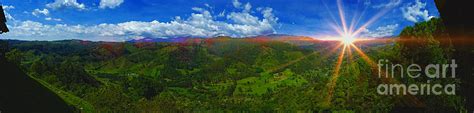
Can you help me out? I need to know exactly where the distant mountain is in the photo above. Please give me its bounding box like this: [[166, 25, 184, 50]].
[[251, 34, 321, 46], [126, 37, 191, 43], [262, 34, 294, 38], [126, 34, 321, 45]]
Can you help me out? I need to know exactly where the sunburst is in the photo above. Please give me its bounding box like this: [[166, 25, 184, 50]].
[[263, 0, 422, 107], [322, 0, 396, 106], [341, 34, 356, 45]]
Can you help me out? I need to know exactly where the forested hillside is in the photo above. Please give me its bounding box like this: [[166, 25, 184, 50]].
[[2, 18, 467, 112]]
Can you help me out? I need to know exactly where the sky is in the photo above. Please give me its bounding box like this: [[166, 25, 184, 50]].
[[0, 0, 439, 41]]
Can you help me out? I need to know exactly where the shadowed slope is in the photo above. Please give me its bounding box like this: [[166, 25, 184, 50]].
[[0, 57, 73, 113], [435, 0, 474, 111]]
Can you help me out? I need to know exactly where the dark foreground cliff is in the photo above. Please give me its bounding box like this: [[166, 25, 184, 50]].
[[0, 56, 73, 113], [435, 0, 474, 111]]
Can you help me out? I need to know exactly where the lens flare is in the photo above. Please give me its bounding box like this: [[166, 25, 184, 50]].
[[319, 0, 424, 107], [341, 34, 356, 45]]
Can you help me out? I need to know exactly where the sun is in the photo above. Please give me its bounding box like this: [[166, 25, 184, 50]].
[[340, 34, 356, 45]]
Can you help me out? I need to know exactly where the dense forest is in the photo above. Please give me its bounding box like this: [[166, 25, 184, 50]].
[[2, 18, 467, 112]]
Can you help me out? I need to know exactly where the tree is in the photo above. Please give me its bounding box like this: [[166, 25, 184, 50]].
[[5, 49, 23, 65], [30, 58, 47, 76], [56, 59, 100, 90], [398, 18, 450, 65], [85, 86, 136, 112]]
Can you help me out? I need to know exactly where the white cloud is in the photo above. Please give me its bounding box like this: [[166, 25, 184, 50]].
[[261, 8, 278, 25], [232, 0, 242, 8], [3, 5, 15, 10], [243, 3, 252, 12], [99, 0, 124, 9], [361, 24, 399, 38], [204, 4, 212, 9], [232, 0, 252, 12], [401, 0, 434, 22], [191, 7, 205, 12], [4, 4, 278, 41], [227, 12, 259, 25], [373, 0, 402, 8], [46, 0, 85, 10], [5, 13, 14, 21], [30, 8, 62, 22], [32, 9, 50, 17], [217, 10, 226, 17], [45, 17, 62, 21], [2, 5, 15, 20]]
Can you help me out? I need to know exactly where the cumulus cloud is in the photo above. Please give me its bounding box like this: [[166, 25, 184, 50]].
[[373, 0, 402, 8], [32, 9, 50, 17], [46, 0, 85, 10], [361, 24, 399, 38], [261, 8, 278, 25], [401, 0, 434, 22], [99, 0, 124, 9], [5, 21, 73, 40], [30, 8, 62, 22], [5, 3, 279, 41], [232, 0, 252, 12], [227, 12, 260, 25]]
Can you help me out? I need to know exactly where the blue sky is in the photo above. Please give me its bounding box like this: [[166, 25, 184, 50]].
[[1, 0, 439, 41]]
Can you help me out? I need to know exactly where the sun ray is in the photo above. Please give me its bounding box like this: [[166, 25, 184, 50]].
[[350, 44, 426, 107], [346, 44, 353, 63], [330, 24, 346, 38], [351, 6, 395, 36], [319, 0, 429, 108], [322, 43, 344, 58], [266, 52, 317, 73], [322, 0, 344, 33], [337, 0, 348, 34], [266, 41, 339, 74], [348, 0, 369, 35], [350, 44, 375, 66], [324, 44, 346, 106]]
